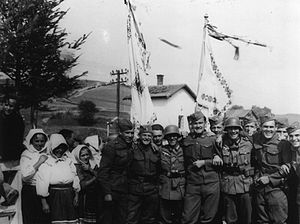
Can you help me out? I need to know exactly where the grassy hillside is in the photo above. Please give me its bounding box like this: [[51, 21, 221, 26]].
[[275, 114, 300, 125]]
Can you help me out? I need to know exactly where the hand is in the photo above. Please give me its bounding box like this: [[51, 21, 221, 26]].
[[213, 155, 223, 166], [73, 193, 79, 207], [280, 164, 290, 175], [193, 160, 205, 168], [82, 163, 90, 171], [104, 194, 113, 201], [257, 176, 270, 185], [38, 154, 48, 164], [206, 132, 215, 137], [41, 200, 50, 214]]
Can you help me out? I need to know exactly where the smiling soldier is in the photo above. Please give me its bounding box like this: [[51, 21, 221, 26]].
[[220, 117, 254, 224], [252, 115, 289, 224]]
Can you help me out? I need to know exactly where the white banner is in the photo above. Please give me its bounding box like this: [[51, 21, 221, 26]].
[[196, 29, 232, 117], [127, 2, 156, 126]]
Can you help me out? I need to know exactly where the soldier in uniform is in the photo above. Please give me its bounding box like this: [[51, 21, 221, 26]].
[[243, 118, 258, 138], [97, 119, 134, 224], [181, 111, 223, 224], [252, 115, 289, 224], [209, 115, 224, 137], [280, 123, 300, 224], [220, 117, 254, 224], [276, 119, 289, 141], [152, 124, 164, 148], [159, 125, 185, 224], [127, 125, 161, 224]]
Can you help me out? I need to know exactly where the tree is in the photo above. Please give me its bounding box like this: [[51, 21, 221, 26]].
[[0, 0, 89, 127], [77, 100, 99, 126]]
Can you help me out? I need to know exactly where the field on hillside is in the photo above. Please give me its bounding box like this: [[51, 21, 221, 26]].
[[20, 84, 131, 140]]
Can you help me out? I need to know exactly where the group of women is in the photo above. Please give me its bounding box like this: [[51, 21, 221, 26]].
[[20, 128, 101, 224]]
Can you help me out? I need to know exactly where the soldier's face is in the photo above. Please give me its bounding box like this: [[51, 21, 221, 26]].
[[140, 132, 152, 145], [166, 134, 179, 146], [120, 129, 134, 144], [261, 120, 276, 139], [289, 129, 300, 148], [152, 130, 163, 146], [227, 127, 240, 140], [276, 128, 288, 140], [244, 122, 256, 136], [211, 124, 223, 135], [192, 118, 206, 134]]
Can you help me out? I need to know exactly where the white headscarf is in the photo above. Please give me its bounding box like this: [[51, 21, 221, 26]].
[[84, 135, 102, 166], [48, 134, 68, 160], [24, 129, 48, 154], [72, 144, 97, 169]]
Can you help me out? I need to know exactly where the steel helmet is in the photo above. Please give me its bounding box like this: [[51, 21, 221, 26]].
[[164, 125, 180, 137], [224, 117, 242, 130]]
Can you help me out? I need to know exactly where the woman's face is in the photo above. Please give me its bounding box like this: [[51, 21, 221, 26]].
[[31, 134, 47, 151], [53, 144, 67, 158], [79, 147, 90, 164]]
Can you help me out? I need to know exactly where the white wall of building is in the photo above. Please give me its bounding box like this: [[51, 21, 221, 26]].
[[152, 89, 195, 131]]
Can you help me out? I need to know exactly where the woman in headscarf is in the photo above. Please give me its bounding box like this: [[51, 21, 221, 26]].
[[73, 144, 99, 224], [20, 128, 50, 224], [36, 133, 80, 224]]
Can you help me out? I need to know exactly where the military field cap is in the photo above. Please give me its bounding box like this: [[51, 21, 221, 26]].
[[188, 111, 206, 123], [139, 125, 153, 135], [151, 123, 164, 131], [209, 115, 223, 126], [259, 114, 276, 126], [118, 119, 133, 132], [287, 122, 300, 134]]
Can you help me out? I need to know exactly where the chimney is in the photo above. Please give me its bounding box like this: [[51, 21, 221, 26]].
[[157, 74, 164, 86]]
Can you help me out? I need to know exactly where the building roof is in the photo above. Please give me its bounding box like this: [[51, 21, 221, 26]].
[[123, 84, 196, 100]]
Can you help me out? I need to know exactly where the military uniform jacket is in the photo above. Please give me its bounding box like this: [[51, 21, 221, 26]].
[[159, 144, 185, 200], [221, 136, 254, 195], [253, 132, 288, 192], [183, 131, 220, 185], [128, 142, 160, 196], [97, 135, 132, 195]]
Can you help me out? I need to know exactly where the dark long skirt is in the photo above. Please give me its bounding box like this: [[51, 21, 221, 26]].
[[21, 184, 50, 224], [78, 188, 97, 223], [49, 184, 78, 224]]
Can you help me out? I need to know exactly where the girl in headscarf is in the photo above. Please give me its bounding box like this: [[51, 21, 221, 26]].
[[36, 133, 80, 224], [20, 128, 50, 224], [73, 144, 99, 224]]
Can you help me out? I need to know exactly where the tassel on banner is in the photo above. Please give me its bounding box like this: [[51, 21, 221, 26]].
[[234, 46, 239, 60]]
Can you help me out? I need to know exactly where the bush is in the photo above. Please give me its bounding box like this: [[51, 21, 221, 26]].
[[77, 100, 99, 126]]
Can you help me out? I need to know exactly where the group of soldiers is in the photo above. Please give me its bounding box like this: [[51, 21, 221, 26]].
[[97, 111, 300, 224]]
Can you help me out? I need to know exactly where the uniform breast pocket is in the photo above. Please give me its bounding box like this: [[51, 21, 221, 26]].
[[132, 155, 144, 172], [265, 147, 279, 165], [239, 150, 251, 165], [150, 155, 159, 171], [222, 150, 230, 164], [201, 144, 213, 159], [115, 150, 128, 165]]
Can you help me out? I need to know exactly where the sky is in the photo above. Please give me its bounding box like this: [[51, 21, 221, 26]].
[[59, 0, 300, 115]]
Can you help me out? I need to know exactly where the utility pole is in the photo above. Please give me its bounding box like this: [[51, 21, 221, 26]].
[[110, 69, 128, 123]]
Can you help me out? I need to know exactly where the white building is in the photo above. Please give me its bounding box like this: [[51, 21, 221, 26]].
[[145, 75, 196, 131]]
